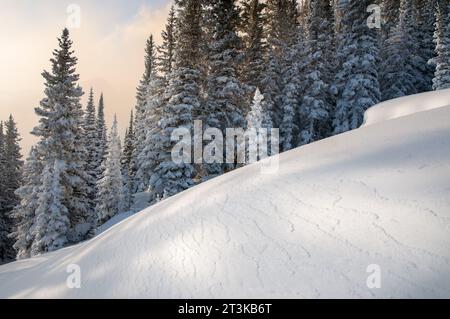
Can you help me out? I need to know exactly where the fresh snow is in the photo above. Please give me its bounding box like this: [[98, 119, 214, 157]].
[[1, 90, 450, 298], [363, 88, 450, 126]]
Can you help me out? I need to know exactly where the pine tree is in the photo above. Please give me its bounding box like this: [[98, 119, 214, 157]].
[[381, 0, 401, 39], [82, 88, 98, 215], [299, 0, 335, 145], [204, 0, 246, 175], [11, 147, 43, 260], [430, 2, 450, 90], [3, 115, 23, 212], [95, 93, 108, 179], [121, 111, 135, 210], [240, 0, 267, 97], [31, 28, 91, 244], [413, 0, 437, 93], [150, 0, 202, 198], [31, 160, 69, 256], [332, 0, 381, 134], [158, 5, 177, 83], [134, 36, 158, 186], [0, 121, 10, 263], [265, 0, 299, 129], [380, 0, 418, 100], [96, 116, 124, 226], [0, 122, 5, 213]]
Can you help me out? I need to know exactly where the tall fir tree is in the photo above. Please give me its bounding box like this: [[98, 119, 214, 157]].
[[0, 122, 10, 263], [149, 0, 203, 198], [96, 116, 124, 226], [240, 0, 267, 97], [158, 5, 177, 84], [380, 0, 418, 101], [121, 111, 135, 210], [95, 93, 108, 180], [82, 88, 98, 217], [3, 115, 23, 212], [299, 0, 335, 145], [381, 0, 401, 39], [332, 0, 381, 134], [413, 0, 438, 93], [204, 0, 246, 175], [430, 2, 450, 90], [133, 35, 158, 192], [11, 147, 43, 260], [30, 28, 91, 251], [0, 122, 5, 214], [30, 160, 69, 256]]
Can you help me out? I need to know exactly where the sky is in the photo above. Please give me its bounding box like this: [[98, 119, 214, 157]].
[[0, 0, 171, 155]]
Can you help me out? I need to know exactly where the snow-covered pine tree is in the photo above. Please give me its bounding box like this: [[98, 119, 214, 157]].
[[430, 2, 450, 90], [95, 93, 108, 179], [158, 5, 176, 85], [332, 0, 381, 134], [265, 0, 298, 129], [133, 35, 158, 192], [380, 0, 418, 101], [32, 28, 91, 244], [413, 0, 437, 93], [381, 0, 401, 39], [149, 0, 202, 198], [96, 116, 124, 226], [121, 111, 135, 210], [0, 122, 5, 214], [82, 88, 98, 216], [299, 0, 335, 145], [0, 121, 10, 263], [10, 147, 43, 260], [279, 2, 304, 151], [204, 0, 246, 175], [3, 115, 23, 212], [240, 0, 267, 98], [30, 160, 69, 256]]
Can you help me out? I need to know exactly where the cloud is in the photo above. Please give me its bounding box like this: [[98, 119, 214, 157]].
[[0, 0, 171, 153]]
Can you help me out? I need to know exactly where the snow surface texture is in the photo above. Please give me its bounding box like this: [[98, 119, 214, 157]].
[[1, 91, 450, 298]]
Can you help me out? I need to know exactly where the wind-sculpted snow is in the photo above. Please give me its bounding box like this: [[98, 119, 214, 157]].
[[363, 88, 450, 126], [1, 99, 450, 298]]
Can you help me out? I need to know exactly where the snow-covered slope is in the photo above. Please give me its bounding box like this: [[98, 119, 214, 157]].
[[1, 92, 450, 299], [363, 88, 450, 126]]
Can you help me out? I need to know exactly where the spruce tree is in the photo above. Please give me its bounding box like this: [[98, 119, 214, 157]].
[[96, 116, 124, 226], [158, 6, 177, 84], [299, 0, 335, 145], [31, 28, 91, 246], [240, 0, 267, 97], [380, 0, 418, 100], [430, 2, 450, 90], [96, 93, 108, 179], [30, 160, 69, 256], [204, 0, 246, 175], [11, 147, 43, 260], [82, 88, 98, 216], [134, 36, 157, 183], [150, 0, 202, 198], [332, 0, 381, 134], [121, 111, 135, 210], [413, 0, 437, 93]]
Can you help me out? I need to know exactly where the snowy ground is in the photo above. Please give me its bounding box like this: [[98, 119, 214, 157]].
[[1, 90, 450, 299]]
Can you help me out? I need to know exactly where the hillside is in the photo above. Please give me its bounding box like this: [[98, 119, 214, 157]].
[[1, 90, 450, 299]]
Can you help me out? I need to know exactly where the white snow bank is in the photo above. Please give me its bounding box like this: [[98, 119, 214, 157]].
[[1, 93, 450, 299], [363, 89, 450, 126]]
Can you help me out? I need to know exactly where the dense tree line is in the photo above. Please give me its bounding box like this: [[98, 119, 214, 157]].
[[2, 0, 449, 263]]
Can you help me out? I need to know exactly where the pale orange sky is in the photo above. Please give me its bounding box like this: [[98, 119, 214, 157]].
[[0, 0, 171, 155]]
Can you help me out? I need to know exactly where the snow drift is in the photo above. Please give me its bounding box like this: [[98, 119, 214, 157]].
[[1, 90, 450, 299]]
